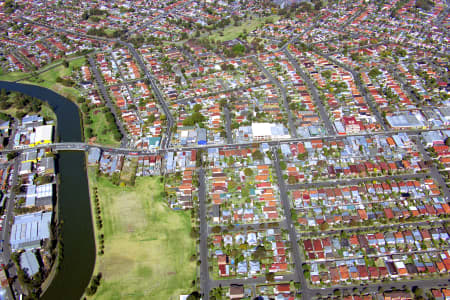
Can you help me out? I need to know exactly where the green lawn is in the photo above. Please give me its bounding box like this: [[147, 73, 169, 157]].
[[211, 16, 280, 41], [86, 171, 197, 300]]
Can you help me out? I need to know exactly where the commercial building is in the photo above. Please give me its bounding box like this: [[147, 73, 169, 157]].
[[32, 125, 53, 146], [251, 123, 291, 141], [386, 113, 425, 129]]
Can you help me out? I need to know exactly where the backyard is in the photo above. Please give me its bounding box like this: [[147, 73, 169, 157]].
[[86, 169, 197, 300]]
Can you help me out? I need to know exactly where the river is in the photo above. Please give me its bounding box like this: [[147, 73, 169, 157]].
[[0, 81, 95, 300]]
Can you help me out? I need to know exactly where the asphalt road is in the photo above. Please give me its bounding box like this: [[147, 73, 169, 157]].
[[273, 147, 311, 296], [223, 105, 233, 144], [2, 158, 22, 299], [298, 219, 449, 237], [313, 49, 389, 131], [109, 52, 144, 125], [287, 172, 430, 190], [1, 127, 447, 158], [172, 81, 271, 105], [414, 137, 450, 200], [198, 168, 210, 299]]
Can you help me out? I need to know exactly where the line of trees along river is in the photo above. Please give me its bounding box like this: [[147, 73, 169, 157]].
[[0, 81, 95, 300]]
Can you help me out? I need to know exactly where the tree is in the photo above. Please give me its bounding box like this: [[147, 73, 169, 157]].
[[187, 291, 201, 300], [7, 152, 17, 161], [287, 175, 298, 185], [231, 44, 245, 56], [445, 138, 450, 147], [211, 226, 221, 234], [193, 104, 202, 112], [279, 161, 287, 170], [319, 222, 329, 231], [368, 68, 382, 78], [252, 150, 263, 161], [265, 272, 275, 282], [253, 245, 266, 260], [243, 168, 253, 177], [297, 153, 307, 160]]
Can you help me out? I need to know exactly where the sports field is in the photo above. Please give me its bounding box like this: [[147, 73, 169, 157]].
[[87, 169, 197, 300]]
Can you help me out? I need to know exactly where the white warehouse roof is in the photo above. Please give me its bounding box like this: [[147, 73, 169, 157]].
[[34, 125, 53, 144]]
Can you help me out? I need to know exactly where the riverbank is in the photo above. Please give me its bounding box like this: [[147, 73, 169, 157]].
[[85, 168, 196, 299], [0, 88, 57, 122], [41, 152, 95, 300], [0, 59, 122, 147], [0, 82, 96, 300], [0, 57, 86, 102]]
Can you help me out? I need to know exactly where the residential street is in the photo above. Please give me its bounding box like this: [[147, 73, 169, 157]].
[[273, 146, 310, 296], [223, 105, 233, 144], [124, 43, 175, 150], [253, 57, 297, 138], [283, 48, 335, 135], [88, 56, 129, 147], [198, 168, 210, 299], [313, 49, 389, 131], [414, 136, 450, 200]]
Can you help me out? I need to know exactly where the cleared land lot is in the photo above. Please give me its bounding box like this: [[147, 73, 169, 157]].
[[87, 169, 196, 300], [88, 108, 121, 147]]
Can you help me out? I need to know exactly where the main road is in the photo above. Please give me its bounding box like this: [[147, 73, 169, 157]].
[[1, 127, 448, 158]]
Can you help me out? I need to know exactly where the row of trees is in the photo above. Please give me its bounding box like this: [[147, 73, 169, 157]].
[[85, 272, 102, 296], [92, 187, 105, 255]]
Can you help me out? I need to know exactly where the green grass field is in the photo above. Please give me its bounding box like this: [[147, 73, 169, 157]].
[[211, 16, 280, 41], [87, 170, 197, 300], [0, 71, 28, 82], [87, 109, 121, 147], [21, 57, 86, 101]]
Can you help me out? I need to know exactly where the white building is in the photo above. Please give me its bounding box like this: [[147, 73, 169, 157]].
[[251, 123, 291, 141], [32, 125, 53, 146]]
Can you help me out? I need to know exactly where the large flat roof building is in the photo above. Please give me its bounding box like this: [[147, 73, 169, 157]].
[[386, 113, 424, 129], [10, 211, 52, 251], [251, 123, 291, 141], [32, 125, 53, 146]]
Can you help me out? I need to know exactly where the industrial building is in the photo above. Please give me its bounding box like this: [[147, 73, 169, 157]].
[[10, 211, 52, 251]]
